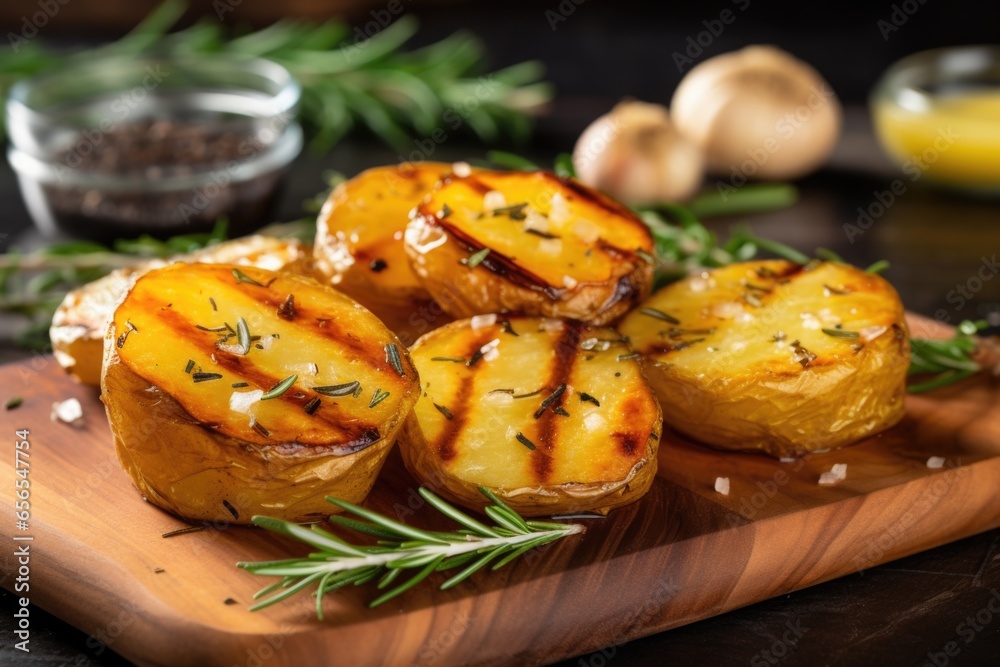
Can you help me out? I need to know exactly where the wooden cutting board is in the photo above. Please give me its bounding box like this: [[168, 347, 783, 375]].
[[3, 316, 1000, 667]]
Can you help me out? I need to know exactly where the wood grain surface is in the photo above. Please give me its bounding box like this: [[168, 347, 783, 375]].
[[2, 315, 1000, 667]]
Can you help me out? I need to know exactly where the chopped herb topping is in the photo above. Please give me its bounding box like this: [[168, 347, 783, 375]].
[[433, 403, 454, 420], [5, 396, 23, 410], [743, 282, 773, 293], [773, 332, 786, 342], [209, 297, 217, 311], [231, 382, 249, 388], [235, 317, 251, 355], [431, 356, 466, 363], [303, 396, 321, 415], [465, 248, 491, 269], [534, 384, 566, 419], [467, 349, 486, 367], [553, 407, 570, 417], [744, 292, 763, 308], [617, 352, 640, 361], [352, 383, 364, 398], [492, 202, 528, 220], [513, 388, 543, 399], [488, 388, 515, 394], [579, 392, 600, 406], [192, 372, 223, 383], [369, 388, 391, 408], [385, 343, 405, 377], [756, 266, 778, 278], [672, 338, 705, 351], [369, 259, 388, 273], [261, 374, 298, 400], [277, 294, 296, 321], [525, 228, 561, 240], [222, 499, 239, 520], [184, 360, 195, 374], [515, 432, 537, 450], [822, 327, 859, 339], [661, 327, 716, 339], [314, 381, 361, 397], [640, 307, 680, 324], [233, 268, 264, 286], [500, 319, 519, 336], [440, 203, 452, 219], [252, 422, 270, 437]]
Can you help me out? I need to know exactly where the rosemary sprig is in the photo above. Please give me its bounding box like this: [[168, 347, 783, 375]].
[[907, 320, 986, 393], [238, 487, 583, 615], [0, 1, 551, 152]]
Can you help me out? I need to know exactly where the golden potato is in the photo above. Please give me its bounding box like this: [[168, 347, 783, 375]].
[[400, 315, 662, 516], [51, 235, 312, 386], [405, 170, 654, 325], [618, 260, 910, 458], [101, 263, 419, 523], [313, 163, 457, 345]]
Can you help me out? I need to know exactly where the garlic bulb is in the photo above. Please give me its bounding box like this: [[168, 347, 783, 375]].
[[671, 45, 842, 181], [572, 100, 704, 205]]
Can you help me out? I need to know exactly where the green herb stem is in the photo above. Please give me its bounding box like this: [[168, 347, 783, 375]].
[[238, 487, 582, 614]]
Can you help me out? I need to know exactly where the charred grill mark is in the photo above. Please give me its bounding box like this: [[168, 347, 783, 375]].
[[532, 321, 583, 483], [558, 175, 647, 226], [435, 375, 471, 463], [141, 306, 383, 448], [612, 396, 654, 460], [435, 219, 561, 297], [452, 173, 492, 194], [417, 174, 652, 299], [612, 432, 640, 457], [432, 331, 500, 463]]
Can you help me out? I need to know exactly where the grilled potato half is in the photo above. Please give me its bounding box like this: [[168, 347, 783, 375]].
[[101, 263, 419, 523], [314, 163, 457, 345], [400, 315, 662, 516], [405, 170, 654, 325], [619, 260, 910, 458], [51, 235, 311, 386]]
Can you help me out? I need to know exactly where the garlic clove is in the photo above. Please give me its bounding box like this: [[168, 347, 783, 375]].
[[573, 100, 704, 206], [672, 45, 842, 181]]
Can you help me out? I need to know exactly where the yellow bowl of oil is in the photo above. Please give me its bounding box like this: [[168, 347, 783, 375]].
[[872, 46, 1000, 193]]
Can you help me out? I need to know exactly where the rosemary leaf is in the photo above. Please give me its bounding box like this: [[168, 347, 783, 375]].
[[261, 374, 298, 400], [465, 248, 490, 269]]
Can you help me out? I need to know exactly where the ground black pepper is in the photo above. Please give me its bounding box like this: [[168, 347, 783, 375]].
[[43, 118, 286, 240]]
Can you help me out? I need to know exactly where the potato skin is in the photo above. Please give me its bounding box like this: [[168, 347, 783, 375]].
[[405, 170, 654, 326], [102, 349, 396, 523], [100, 263, 418, 523], [50, 235, 312, 386], [400, 316, 662, 516], [313, 163, 456, 345], [619, 260, 910, 458]]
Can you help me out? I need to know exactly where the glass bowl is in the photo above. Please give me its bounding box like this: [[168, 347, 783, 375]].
[[6, 54, 302, 240], [871, 45, 1000, 194]]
